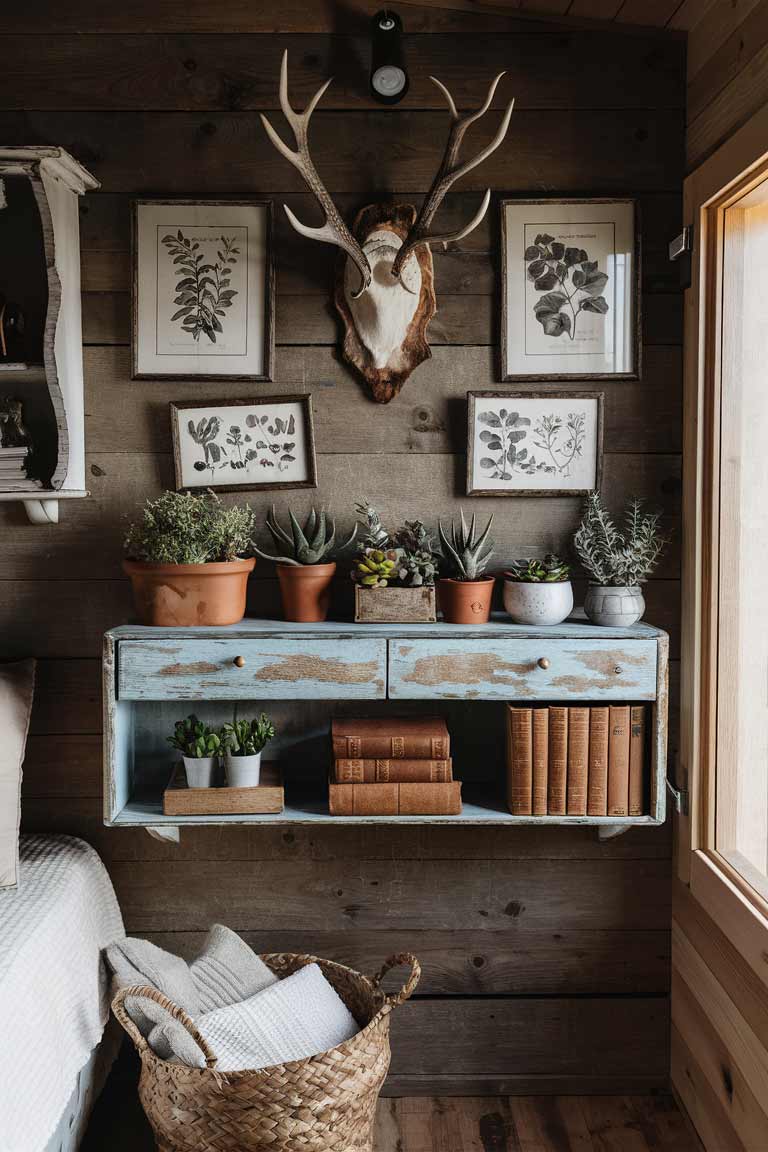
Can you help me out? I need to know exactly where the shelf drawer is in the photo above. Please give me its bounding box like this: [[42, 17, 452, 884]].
[[388, 638, 658, 700], [117, 638, 387, 700]]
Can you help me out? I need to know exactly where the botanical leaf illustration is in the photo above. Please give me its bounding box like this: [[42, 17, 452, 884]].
[[162, 231, 240, 344], [185, 409, 302, 478], [478, 408, 588, 480], [524, 235, 609, 341]]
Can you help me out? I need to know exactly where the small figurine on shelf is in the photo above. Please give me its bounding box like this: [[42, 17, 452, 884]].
[[0, 395, 31, 486], [0, 294, 26, 364]]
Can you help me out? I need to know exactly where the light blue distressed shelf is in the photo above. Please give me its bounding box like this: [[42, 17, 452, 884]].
[[103, 614, 669, 842]]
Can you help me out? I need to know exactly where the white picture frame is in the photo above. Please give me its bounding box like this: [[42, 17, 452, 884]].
[[170, 396, 317, 493], [466, 391, 604, 497], [501, 198, 640, 381], [132, 200, 274, 380]]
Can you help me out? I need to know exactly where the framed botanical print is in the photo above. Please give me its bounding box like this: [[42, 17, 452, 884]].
[[170, 395, 317, 493], [132, 200, 274, 380], [466, 391, 604, 497], [501, 199, 640, 381]]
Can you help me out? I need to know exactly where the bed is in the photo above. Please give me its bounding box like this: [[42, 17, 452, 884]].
[[0, 834, 125, 1152]]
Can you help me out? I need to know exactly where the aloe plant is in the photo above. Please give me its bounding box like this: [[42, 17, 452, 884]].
[[254, 505, 357, 566], [167, 715, 222, 758], [438, 511, 494, 581]]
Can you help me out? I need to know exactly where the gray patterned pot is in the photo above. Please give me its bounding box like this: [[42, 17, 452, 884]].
[[502, 577, 573, 626], [584, 584, 645, 627]]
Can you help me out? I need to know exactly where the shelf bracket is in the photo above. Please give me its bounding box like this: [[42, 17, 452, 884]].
[[666, 776, 689, 816], [22, 498, 59, 524], [146, 825, 180, 844], [598, 824, 631, 841]]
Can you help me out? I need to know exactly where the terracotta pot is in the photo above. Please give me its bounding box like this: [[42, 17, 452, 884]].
[[277, 562, 336, 622], [439, 577, 494, 624], [124, 558, 255, 627]]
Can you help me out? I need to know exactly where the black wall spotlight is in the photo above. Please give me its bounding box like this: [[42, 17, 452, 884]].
[[370, 10, 409, 105]]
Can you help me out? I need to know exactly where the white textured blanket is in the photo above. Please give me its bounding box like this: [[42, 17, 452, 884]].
[[0, 835, 125, 1152]]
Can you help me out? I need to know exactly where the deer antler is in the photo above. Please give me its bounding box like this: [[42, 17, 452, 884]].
[[260, 51, 372, 297], [391, 73, 515, 280]]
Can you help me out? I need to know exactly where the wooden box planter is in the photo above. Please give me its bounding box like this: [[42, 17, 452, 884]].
[[354, 585, 436, 623]]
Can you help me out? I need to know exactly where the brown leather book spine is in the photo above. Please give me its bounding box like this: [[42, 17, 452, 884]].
[[532, 707, 549, 816], [607, 705, 631, 817], [506, 706, 533, 815], [566, 707, 589, 815], [334, 758, 452, 783], [629, 705, 647, 815], [328, 781, 461, 815], [547, 707, 568, 815], [331, 717, 449, 760], [587, 707, 609, 816]]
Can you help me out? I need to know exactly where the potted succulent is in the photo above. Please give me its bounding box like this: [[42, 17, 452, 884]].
[[124, 490, 256, 627], [438, 511, 495, 624], [503, 554, 573, 626], [253, 505, 357, 622], [168, 714, 222, 789], [574, 492, 668, 626], [352, 501, 438, 622], [222, 709, 276, 788]]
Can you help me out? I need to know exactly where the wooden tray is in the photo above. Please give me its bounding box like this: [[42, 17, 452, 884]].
[[163, 762, 284, 816]]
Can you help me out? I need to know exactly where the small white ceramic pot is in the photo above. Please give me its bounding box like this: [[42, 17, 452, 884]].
[[503, 577, 574, 626], [182, 755, 217, 789], [584, 584, 645, 627], [225, 752, 262, 788]]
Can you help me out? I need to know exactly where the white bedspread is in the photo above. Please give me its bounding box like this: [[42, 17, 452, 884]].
[[0, 835, 125, 1152]]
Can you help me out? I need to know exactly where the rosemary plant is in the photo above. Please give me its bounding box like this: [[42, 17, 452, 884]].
[[573, 492, 668, 586]]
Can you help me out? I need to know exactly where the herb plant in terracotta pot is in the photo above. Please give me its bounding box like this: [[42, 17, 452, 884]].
[[254, 505, 357, 622], [168, 714, 222, 789], [222, 709, 275, 788], [574, 492, 668, 627], [503, 554, 573, 626], [124, 491, 256, 627], [438, 511, 495, 624]]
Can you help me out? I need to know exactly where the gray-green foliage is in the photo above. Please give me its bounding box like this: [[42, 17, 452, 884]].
[[355, 500, 390, 549], [574, 491, 667, 586], [438, 511, 495, 581], [505, 553, 571, 583], [254, 505, 357, 566], [222, 711, 275, 756], [352, 503, 439, 588], [124, 490, 255, 564], [167, 714, 222, 759]]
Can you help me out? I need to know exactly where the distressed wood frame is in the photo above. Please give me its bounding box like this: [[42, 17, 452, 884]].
[[465, 389, 604, 497], [131, 198, 275, 382], [169, 393, 317, 493], [500, 197, 641, 383]]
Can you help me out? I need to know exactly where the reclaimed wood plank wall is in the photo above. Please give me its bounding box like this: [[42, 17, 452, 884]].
[[0, 2, 684, 1093]]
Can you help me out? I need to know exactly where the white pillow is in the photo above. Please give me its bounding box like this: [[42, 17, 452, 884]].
[[0, 660, 36, 889], [197, 962, 359, 1072]]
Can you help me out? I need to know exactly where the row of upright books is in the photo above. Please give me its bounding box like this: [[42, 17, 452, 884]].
[[328, 716, 462, 815], [506, 704, 648, 817]]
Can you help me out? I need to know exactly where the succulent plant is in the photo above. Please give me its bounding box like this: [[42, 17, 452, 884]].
[[254, 505, 357, 566], [505, 553, 571, 583], [167, 714, 222, 759], [354, 548, 399, 588], [573, 492, 668, 586], [355, 500, 390, 549], [222, 709, 275, 756], [438, 511, 495, 581]]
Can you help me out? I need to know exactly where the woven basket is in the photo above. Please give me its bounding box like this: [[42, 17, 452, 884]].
[[112, 951, 420, 1152]]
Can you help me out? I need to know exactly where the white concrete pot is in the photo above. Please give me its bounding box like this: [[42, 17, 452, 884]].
[[584, 584, 645, 627], [225, 752, 262, 788], [182, 755, 217, 789], [502, 578, 573, 626]]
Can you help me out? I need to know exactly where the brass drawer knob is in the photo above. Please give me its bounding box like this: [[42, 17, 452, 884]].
[[537, 657, 550, 670], [614, 665, 622, 675], [233, 655, 246, 668]]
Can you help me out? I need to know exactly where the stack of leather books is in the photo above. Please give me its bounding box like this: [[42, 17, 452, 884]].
[[329, 717, 462, 815], [506, 704, 648, 817]]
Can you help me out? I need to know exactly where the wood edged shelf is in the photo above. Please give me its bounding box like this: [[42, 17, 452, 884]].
[[103, 616, 670, 843], [0, 487, 89, 523]]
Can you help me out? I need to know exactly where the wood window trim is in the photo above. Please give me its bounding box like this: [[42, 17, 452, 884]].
[[680, 101, 768, 948]]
